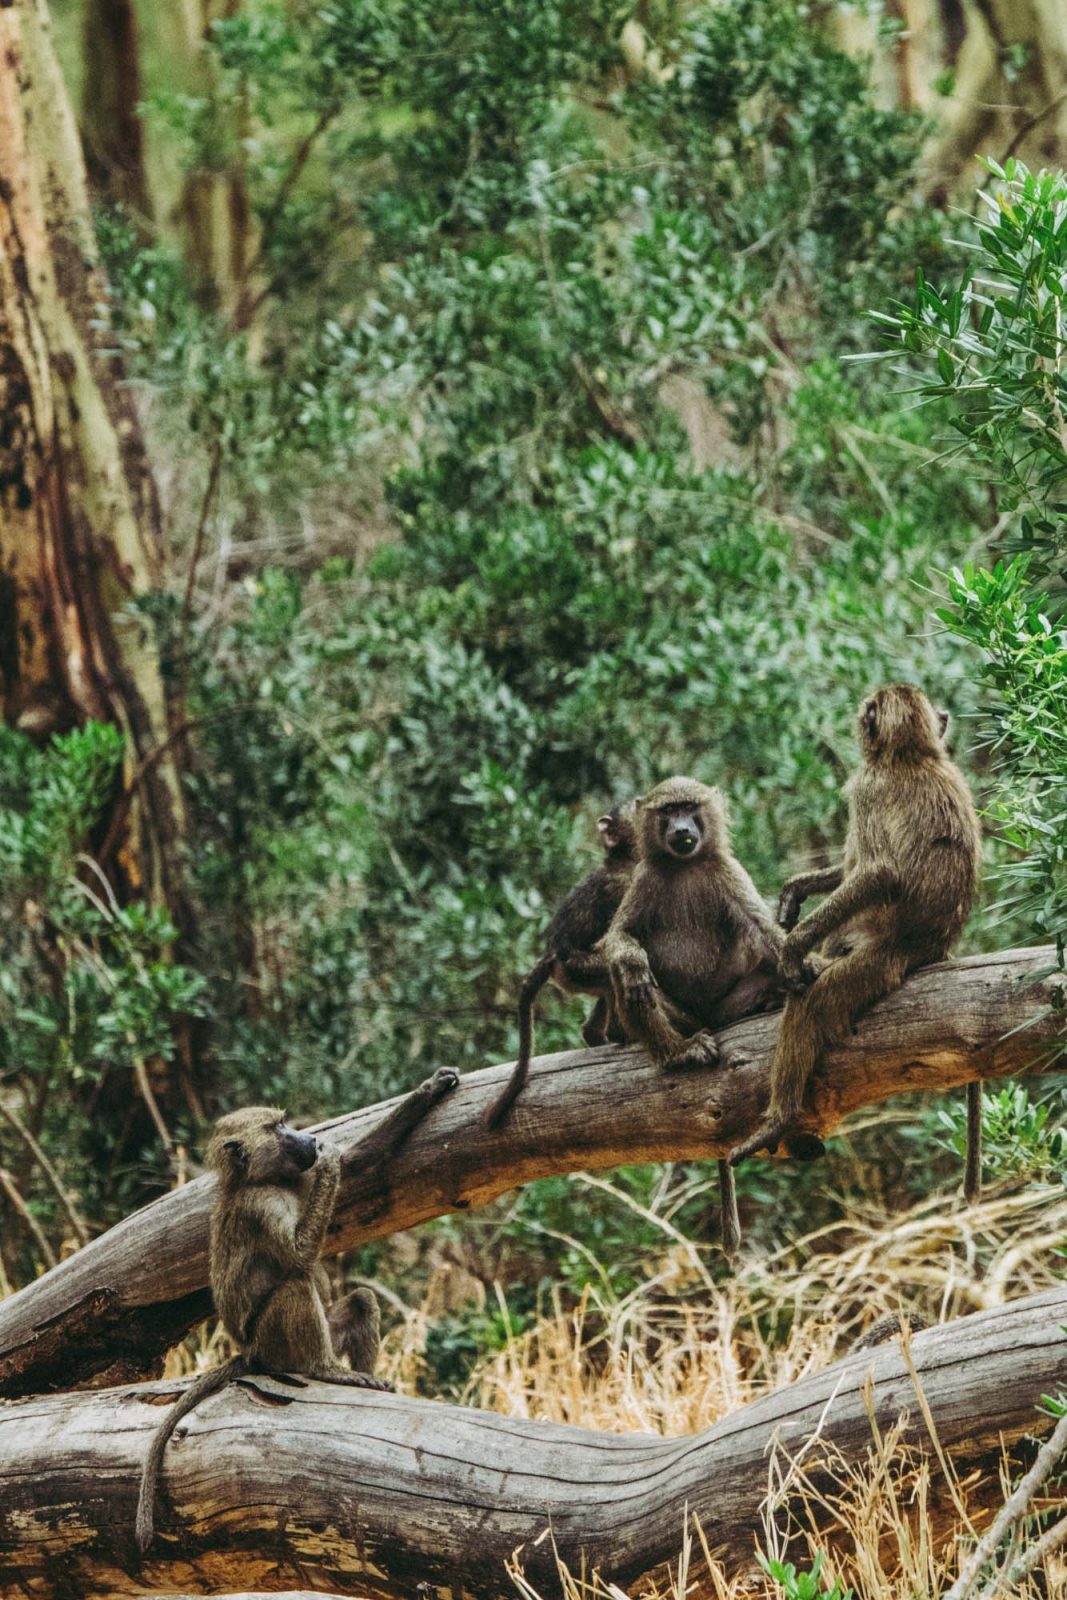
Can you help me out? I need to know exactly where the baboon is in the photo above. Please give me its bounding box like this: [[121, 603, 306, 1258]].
[[730, 684, 981, 1173], [135, 1068, 457, 1552], [484, 802, 638, 1131], [849, 1310, 930, 1353], [601, 777, 787, 1255]]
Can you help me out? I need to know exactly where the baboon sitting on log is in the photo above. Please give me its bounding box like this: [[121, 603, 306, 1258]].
[[136, 1068, 457, 1552], [730, 685, 981, 1176]]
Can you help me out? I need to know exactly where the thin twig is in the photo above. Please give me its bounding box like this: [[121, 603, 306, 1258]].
[[1000, 1507, 1067, 1592], [999, 89, 1067, 168], [945, 1410, 1067, 1600], [233, 99, 342, 330], [181, 436, 223, 629], [131, 1049, 177, 1173], [0, 1168, 57, 1270], [0, 1101, 90, 1246]]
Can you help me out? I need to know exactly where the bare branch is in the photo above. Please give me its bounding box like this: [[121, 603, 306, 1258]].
[[0, 946, 1062, 1398]]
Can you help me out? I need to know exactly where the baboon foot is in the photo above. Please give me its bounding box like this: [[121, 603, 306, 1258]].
[[581, 1017, 608, 1048], [662, 1030, 721, 1072], [779, 951, 819, 995], [729, 1116, 789, 1166], [426, 1066, 460, 1101], [730, 1119, 825, 1166]]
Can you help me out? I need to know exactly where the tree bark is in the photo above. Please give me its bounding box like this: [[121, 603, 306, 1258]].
[[0, 946, 1060, 1400], [81, 0, 153, 221], [0, 1285, 1062, 1598], [0, 0, 186, 911], [172, 0, 260, 325], [918, 0, 1067, 193]]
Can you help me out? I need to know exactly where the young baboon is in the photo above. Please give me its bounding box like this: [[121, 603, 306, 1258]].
[[849, 1310, 930, 1353], [135, 1068, 457, 1553], [601, 777, 786, 1255], [729, 684, 981, 1171], [484, 802, 638, 1131]]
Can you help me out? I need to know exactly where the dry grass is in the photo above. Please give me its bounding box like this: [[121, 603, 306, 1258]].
[[458, 1178, 1067, 1436], [394, 1175, 1067, 1600], [101, 1172, 1067, 1598]]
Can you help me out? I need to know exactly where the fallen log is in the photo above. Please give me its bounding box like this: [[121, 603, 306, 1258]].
[[1, 1285, 1063, 1599], [0, 946, 1062, 1398]]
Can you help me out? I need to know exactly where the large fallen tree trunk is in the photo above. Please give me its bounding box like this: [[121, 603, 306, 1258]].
[[1, 1285, 1063, 1599], [0, 946, 1062, 1398]]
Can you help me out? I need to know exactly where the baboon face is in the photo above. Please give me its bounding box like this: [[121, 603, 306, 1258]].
[[639, 778, 727, 861], [596, 800, 639, 859], [858, 684, 946, 761], [209, 1106, 320, 1186]]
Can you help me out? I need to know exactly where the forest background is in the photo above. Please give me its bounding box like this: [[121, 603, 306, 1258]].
[[2, 0, 1067, 1589]]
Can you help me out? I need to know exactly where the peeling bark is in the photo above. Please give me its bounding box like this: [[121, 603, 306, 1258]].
[[0, 0, 187, 912]]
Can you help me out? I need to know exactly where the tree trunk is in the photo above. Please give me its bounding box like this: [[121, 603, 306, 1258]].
[[0, 945, 1060, 1399], [0, 1285, 1062, 1598], [172, 0, 259, 325], [916, 0, 1067, 191], [0, 0, 186, 912], [81, 0, 153, 222]]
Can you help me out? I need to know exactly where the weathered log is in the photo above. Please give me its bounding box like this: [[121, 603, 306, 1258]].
[[0, 1285, 1063, 1599], [0, 947, 1062, 1399]]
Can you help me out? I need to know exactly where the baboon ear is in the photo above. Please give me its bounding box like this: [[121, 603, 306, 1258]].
[[937, 708, 950, 739], [221, 1137, 247, 1169]]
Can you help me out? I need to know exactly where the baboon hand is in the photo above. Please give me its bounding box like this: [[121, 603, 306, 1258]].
[[614, 954, 658, 1010], [777, 885, 802, 931], [316, 1141, 342, 1175], [779, 941, 818, 994]]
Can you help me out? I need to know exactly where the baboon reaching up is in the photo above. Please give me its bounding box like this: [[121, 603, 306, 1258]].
[[601, 777, 786, 1254], [485, 802, 638, 1131], [136, 1067, 457, 1552], [730, 685, 981, 1171]]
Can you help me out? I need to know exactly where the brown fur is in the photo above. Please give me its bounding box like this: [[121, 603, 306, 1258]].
[[849, 1311, 930, 1353], [730, 684, 981, 1168], [601, 777, 785, 1256], [484, 802, 638, 1130]]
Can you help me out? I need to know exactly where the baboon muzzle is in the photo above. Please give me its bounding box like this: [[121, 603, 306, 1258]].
[[282, 1128, 319, 1171]]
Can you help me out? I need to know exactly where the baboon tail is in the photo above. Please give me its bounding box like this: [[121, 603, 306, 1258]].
[[964, 1080, 982, 1204], [483, 952, 556, 1131], [135, 1355, 247, 1554], [718, 1159, 742, 1261]]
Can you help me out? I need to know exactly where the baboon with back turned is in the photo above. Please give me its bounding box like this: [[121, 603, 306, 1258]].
[[601, 777, 789, 1253], [484, 802, 638, 1131], [729, 684, 981, 1173], [135, 1067, 457, 1552]]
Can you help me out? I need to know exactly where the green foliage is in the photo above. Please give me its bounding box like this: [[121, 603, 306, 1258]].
[[24, 0, 1054, 1291], [0, 726, 205, 1242], [873, 160, 1067, 555], [873, 162, 1067, 955], [940, 1083, 1066, 1186], [758, 1551, 853, 1600]]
